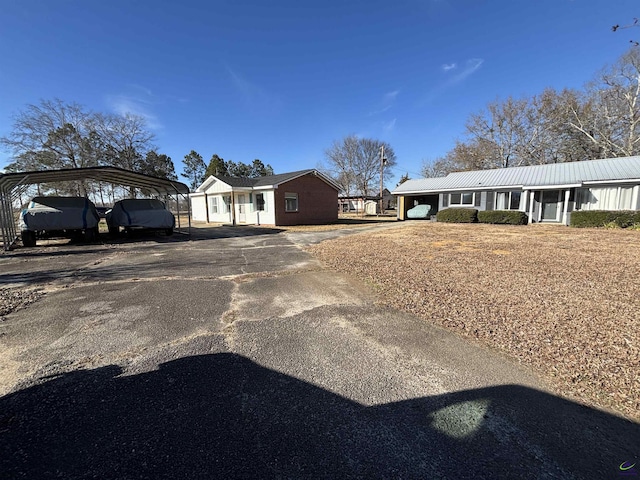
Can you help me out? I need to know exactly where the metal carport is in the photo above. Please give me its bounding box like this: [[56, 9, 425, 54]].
[[0, 166, 191, 251]]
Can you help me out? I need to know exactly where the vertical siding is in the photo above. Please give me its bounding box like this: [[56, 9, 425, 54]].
[[252, 190, 276, 225], [190, 194, 207, 221]]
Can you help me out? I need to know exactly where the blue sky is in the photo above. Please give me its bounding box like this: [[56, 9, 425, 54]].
[[1, 0, 638, 186]]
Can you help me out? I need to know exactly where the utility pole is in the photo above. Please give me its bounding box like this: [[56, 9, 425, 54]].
[[379, 145, 386, 215]]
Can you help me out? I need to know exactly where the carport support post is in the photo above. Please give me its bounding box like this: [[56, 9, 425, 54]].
[[231, 190, 236, 226], [528, 190, 535, 224], [562, 189, 570, 225]]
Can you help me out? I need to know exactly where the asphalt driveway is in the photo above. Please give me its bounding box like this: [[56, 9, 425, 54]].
[[0, 225, 637, 479]]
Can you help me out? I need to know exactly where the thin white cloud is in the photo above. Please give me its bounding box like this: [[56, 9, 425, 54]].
[[226, 66, 282, 112], [106, 85, 163, 129], [127, 83, 153, 96], [451, 58, 484, 83], [383, 118, 397, 133], [383, 90, 400, 102], [370, 89, 400, 116], [421, 58, 485, 105], [442, 63, 457, 72], [107, 95, 162, 129]]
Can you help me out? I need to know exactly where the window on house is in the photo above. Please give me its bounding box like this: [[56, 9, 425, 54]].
[[509, 191, 521, 210], [285, 193, 298, 212], [209, 197, 218, 214], [495, 191, 522, 210], [256, 193, 266, 211], [223, 196, 231, 213], [449, 192, 476, 206], [485, 191, 494, 211]]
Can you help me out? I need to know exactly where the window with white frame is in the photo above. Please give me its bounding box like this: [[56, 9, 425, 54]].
[[209, 196, 219, 214], [256, 193, 266, 211], [285, 192, 298, 212], [495, 191, 522, 210], [448, 192, 477, 206]]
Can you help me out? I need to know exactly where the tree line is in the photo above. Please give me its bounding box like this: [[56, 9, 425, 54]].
[[0, 98, 276, 199], [181, 151, 274, 190], [0, 99, 176, 200], [422, 47, 640, 177]]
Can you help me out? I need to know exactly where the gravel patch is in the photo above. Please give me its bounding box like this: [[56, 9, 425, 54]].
[[308, 222, 640, 421], [0, 288, 44, 320]]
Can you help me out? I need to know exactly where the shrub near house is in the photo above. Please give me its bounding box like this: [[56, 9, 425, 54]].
[[478, 210, 528, 225], [436, 208, 528, 225], [570, 210, 640, 228], [436, 208, 478, 223]]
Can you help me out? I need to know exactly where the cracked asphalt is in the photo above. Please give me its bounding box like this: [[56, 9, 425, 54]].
[[0, 225, 637, 479]]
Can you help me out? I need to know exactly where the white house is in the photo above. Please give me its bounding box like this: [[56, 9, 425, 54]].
[[392, 156, 640, 224], [190, 169, 340, 226]]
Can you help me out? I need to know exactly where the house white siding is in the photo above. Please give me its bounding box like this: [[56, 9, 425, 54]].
[[243, 190, 276, 225], [575, 185, 638, 211], [190, 193, 207, 222], [208, 194, 234, 223], [191, 190, 277, 225]]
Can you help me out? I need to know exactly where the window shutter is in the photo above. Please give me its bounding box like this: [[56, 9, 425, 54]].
[[474, 192, 481, 207], [442, 194, 449, 207]]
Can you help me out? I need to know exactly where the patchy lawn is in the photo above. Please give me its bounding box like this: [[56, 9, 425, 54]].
[[308, 222, 640, 421]]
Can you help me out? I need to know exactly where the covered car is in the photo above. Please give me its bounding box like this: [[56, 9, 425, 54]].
[[107, 198, 175, 235], [406, 204, 432, 219], [19, 196, 100, 247]]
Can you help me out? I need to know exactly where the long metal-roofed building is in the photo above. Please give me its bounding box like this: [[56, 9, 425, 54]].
[[392, 156, 640, 224], [0, 166, 191, 251]]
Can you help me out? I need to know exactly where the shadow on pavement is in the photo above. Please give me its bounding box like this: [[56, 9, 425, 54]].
[[1, 353, 636, 479], [6, 225, 286, 255]]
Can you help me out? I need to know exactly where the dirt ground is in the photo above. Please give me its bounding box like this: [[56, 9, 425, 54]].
[[309, 222, 640, 421]]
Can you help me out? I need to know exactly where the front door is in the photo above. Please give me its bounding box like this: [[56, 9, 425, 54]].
[[541, 190, 561, 222], [238, 194, 246, 223]]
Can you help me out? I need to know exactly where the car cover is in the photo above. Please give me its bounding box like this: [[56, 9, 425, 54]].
[[406, 204, 432, 219], [107, 199, 175, 229], [19, 196, 100, 231]]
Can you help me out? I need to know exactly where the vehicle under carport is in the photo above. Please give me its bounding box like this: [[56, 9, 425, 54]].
[[0, 166, 190, 251], [397, 194, 439, 220]]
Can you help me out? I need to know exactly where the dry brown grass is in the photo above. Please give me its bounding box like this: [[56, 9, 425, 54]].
[[309, 222, 640, 421]]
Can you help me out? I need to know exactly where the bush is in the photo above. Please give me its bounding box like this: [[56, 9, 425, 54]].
[[436, 208, 478, 223], [570, 210, 640, 228], [478, 210, 528, 225]]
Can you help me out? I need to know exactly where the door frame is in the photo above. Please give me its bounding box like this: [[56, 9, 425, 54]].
[[539, 190, 562, 222]]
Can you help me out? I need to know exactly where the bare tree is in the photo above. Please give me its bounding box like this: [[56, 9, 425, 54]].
[[1, 99, 97, 171], [324, 135, 396, 197], [421, 157, 457, 178], [565, 48, 640, 158], [324, 135, 359, 197], [94, 112, 155, 171], [464, 96, 537, 168]]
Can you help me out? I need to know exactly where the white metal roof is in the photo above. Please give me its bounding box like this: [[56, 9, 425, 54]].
[[392, 156, 640, 194]]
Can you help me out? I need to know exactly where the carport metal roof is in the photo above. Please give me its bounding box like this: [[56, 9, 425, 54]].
[[0, 166, 189, 196], [0, 166, 191, 251]]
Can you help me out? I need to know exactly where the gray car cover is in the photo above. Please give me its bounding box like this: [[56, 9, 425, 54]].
[[107, 199, 175, 229], [20, 197, 100, 231]]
